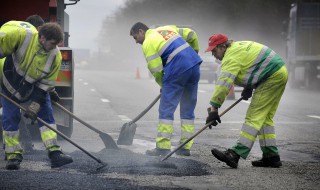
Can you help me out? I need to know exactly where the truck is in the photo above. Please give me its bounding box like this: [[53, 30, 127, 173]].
[[0, 0, 79, 142], [285, 0, 320, 89]]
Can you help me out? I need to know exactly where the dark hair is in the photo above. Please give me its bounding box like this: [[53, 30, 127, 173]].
[[130, 22, 149, 35], [25, 15, 44, 28], [38, 22, 63, 43]]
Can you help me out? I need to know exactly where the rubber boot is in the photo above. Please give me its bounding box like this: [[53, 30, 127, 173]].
[[211, 148, 240, 168], [6, 154, 23, 170], [146, 148, 170, 156], [252, 155, 282, 168], [49, 150, 73, 168]]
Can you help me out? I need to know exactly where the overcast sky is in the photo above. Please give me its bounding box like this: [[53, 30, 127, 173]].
[[65, 0, 126, 52]]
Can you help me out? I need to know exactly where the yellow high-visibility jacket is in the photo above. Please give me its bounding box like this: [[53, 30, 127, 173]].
[[142, 25, 201, 86], [0, 21, 61, 102], [210, 41, 285, 108]]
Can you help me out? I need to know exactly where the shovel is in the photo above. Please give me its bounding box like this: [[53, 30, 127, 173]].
[[52, 101, 118, 150], [161, 97, 244, 161], [0, 92, 108, 170], [117, 94, 161, 145]]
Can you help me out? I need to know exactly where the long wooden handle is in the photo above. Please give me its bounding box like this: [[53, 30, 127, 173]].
[[161, 97, 244, 162]]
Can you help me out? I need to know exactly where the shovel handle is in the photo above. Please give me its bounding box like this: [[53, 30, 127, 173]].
[[0, 92, 105, 165], [161, 97, 244, 162], [130, 94, 161, 124]]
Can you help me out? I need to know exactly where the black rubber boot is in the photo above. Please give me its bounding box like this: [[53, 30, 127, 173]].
[[6, 154, 23, 170], [211, 148, 240, 168], [175, 149, 191, 156], [146, 148, 170, 156], [252, 155, 282, 168], [49, 150, 73, 168]]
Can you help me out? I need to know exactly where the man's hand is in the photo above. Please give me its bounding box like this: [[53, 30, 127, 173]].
[[241, 88, 253, 100], [49, 90, 60, 102], [206, 107, 221, 129], [24, 101, 40, 122]]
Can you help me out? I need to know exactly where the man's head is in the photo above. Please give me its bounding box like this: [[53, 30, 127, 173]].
[[38, 23, 63, 52], [25, 15, 44, 29], [130, 22, 149, 45], [205, 34, 230, 60]]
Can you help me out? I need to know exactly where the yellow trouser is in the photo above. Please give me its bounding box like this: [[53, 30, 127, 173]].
[[233, 66, 288, 158]]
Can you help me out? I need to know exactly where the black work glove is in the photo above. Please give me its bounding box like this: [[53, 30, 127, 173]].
[[241, 88, 253, 100], [206, 107, 221, 129], [49, 89, 60, 102], [24, 101, 40, 123]]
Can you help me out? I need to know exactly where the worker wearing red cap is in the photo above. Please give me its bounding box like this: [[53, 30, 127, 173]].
[[205, 34, 288, 168]]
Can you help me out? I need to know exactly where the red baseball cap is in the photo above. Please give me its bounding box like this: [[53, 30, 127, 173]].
[[205, 34, 228, 52]]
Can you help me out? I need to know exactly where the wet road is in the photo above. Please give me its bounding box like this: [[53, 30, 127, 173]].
[[0, 67, 319, 189]]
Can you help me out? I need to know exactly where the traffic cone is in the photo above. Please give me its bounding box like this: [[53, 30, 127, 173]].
[[135, 67, 140, 79], [227, 85, 235, 100]]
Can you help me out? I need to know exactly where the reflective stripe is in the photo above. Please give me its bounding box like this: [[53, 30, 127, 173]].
[[43, 139, 58, 148], [14, 28, 33, 64], [5, 145, 23, 153], [167, 43, 189, 63], [251, 51, 276, 84], [258, 126, 276, 146], [158, 34, 180, 56], [3, 130, 22, 154], [159, 119, 174, 125], [259, 126, 275, 134], [157, 132, 172, 138], [149, 65, 163, 73], [146, 53, 159, 62], [181, 131, 193, 138], [43, 48, 58, 74], [179, 28, 183, 36], [219, 72, 236, 80], [241, 124, 259, 137], [181, 119, 194, 125], [2, 74, 23, 100], [39, 124, 56, 133], [216, 79, 232, 89], [3, 130, 19, 138], [238, 136, 254, 149], [186, 31, 194, 41], [243, 46, 268, 84]]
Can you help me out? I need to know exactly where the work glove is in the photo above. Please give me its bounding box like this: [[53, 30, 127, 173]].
[[206, 107, 221, 129], [49, 89, 60, 102], [241, 88, 253, 100], [24, 101, 40, 123]]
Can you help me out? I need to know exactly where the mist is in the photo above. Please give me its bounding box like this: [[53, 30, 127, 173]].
[[68, 0, 295, 73]]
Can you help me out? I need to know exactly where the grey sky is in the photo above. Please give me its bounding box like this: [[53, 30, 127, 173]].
[[65, 0, 125, 52]]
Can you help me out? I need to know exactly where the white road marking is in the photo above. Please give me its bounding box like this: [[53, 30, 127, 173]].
[[83, 82, 88, 85], [101, 99, 110, 102], [198, 90, 206, 93], [78, 78, 83, 81], [118, 115, 131, 121], [307, 115, 320, 119], [90, 89, 96, 92]]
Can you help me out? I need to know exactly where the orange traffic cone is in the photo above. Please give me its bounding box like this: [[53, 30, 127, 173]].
[[227, 85, 235, 100], [136, 67, 140, 79]]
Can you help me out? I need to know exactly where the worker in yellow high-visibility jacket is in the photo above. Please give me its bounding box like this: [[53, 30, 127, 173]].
[[205, 34, 288, 168], [0, 17, 73, 170], [130, 22, 202, 156]]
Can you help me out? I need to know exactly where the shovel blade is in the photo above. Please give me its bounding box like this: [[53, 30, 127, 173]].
[[99, 133, 119, 149], [117, 122, 137, 145]]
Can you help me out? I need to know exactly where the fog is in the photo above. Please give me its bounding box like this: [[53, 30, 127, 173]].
[[66, 0, 295, 72]]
